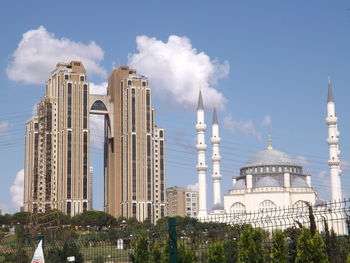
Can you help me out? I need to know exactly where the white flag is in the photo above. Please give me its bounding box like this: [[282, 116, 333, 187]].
[[31, 240, 45, 263]]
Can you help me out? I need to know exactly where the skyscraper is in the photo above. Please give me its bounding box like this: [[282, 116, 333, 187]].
[[105, 66, 166, 222], [24, 61, 92, 215], [24, 63, 166, 222]]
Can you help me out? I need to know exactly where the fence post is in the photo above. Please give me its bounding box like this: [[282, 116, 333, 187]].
[[168, 217, 178, 263]]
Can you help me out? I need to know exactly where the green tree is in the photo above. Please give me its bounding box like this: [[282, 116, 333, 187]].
[[308, 204, 316, 236], [284, 227, 301, 263], [295, 228, 328, 263], [270, 230, 288, 263], [129, 235, 150, 263], [208, 242, 225, 263], [15, 225, 31, 244], [178, 243, 197, 263], [11, 211, 31, 225], [71, 210, 117, 228], [323, 219, 342, 263], [150, 243, 163, 263], [238, 226, 265, 263], [223, 240, 238, 263]]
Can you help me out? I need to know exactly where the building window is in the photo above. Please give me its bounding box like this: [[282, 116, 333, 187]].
[[146, 90, 151, 133], [147, 135, 152, 200], [83, 84, 88, 129], [65, 75, 69, 80], [67, 131, 72, 199], [83, 132, 88, 199], [132, 89, 136, 132], [80, 76, 85, 81], [132, 134, 137, 200], [128, 80, 132, 86], [67, 83, 72, 128], [132, 203, 137, 217], [67, 202, 71, 216]]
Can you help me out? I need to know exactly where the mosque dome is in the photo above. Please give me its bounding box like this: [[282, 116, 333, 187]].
[[246, 149, 295, 167]]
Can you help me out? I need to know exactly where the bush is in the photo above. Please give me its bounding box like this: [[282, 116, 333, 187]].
[[238, 226, 265, 263], [208, 242, 225, 263], [270, 230, 288, 263], [295, 228, 328, 263]]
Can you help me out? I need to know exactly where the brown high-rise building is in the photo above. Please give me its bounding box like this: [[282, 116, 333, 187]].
[[105, 66, 166, 222], [24, 62, 166, 222], [24, 61, 91, 215]]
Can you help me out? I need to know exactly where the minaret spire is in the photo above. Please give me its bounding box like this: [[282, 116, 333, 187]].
[[196, 90, 208, 217], [326, 78, 342, 201], [267, 134, 273, 150], [211, 108, 224, 213], [328, 76, 334, 103]]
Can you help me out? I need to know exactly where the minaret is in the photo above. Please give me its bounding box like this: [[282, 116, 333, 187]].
[[196, 91, 208, 217], [326, 77, 342, 201], [211, 108, 223, 211]]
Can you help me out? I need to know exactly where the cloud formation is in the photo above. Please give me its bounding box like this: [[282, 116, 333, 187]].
[[223, 116, 261, 139], [128, 35, 229, 109], [10, 169, 24, 210], [262, 115, 272, 128], [0, 122, 9, 136], [7, 26, 106, 84], [186, 182, 199, 191]]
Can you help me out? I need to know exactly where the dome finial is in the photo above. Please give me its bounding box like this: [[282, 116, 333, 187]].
[[267, 134, 273, 150]]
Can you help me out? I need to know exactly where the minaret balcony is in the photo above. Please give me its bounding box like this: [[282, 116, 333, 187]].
[[196, 123, 207, 131], [212, 174, 222, 180], [326, 116, 337, 125], [211, 137, 221, 143], [196, 144, 207, 151], [196, 165, 208, 171], [327, 137, 339, 145], [328, 160, 340, 166], [211, 155, 222, 161]]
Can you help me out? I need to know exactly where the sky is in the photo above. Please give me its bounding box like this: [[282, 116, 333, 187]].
[[1, 0, 350, 214]]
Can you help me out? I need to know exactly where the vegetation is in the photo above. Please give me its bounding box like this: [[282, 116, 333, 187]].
[[238, 225, 265, 263], [295, 228, 329, 263], [208, 242, 225, 263], [1, 210, 350, 263], [270, 230, 288, 263]]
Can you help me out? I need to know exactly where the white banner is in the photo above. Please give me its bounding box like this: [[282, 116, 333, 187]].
[[31, 240, 45, 263]]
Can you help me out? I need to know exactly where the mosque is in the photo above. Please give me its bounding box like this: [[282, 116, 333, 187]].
[[195, 79, 342, 218]]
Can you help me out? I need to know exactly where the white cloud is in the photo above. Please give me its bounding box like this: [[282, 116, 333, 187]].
[[128, 35, 229, 109], [0, 122, 9, 136], [90, 81, 107, 95], [262, 115, 272, 128], [7, 26, 106, 84], [10, 169, 24, 210], [223, 115, 261, 139], [186, 182, 199, 191]]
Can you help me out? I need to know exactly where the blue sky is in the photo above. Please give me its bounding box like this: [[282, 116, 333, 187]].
[[1, 1, 350, 213]]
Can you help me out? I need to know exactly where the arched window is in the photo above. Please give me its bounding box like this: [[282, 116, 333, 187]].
[[292, 200, 308, 213], [230, 202, 246, 215], [259, 200, 277, 212], [91, 100, 107, 111]]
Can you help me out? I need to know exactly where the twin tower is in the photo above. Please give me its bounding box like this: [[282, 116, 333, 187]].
[[24, 61, 166, 222]]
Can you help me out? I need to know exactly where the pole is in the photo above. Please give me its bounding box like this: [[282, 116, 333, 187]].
[[168, 217, 178, 263]]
